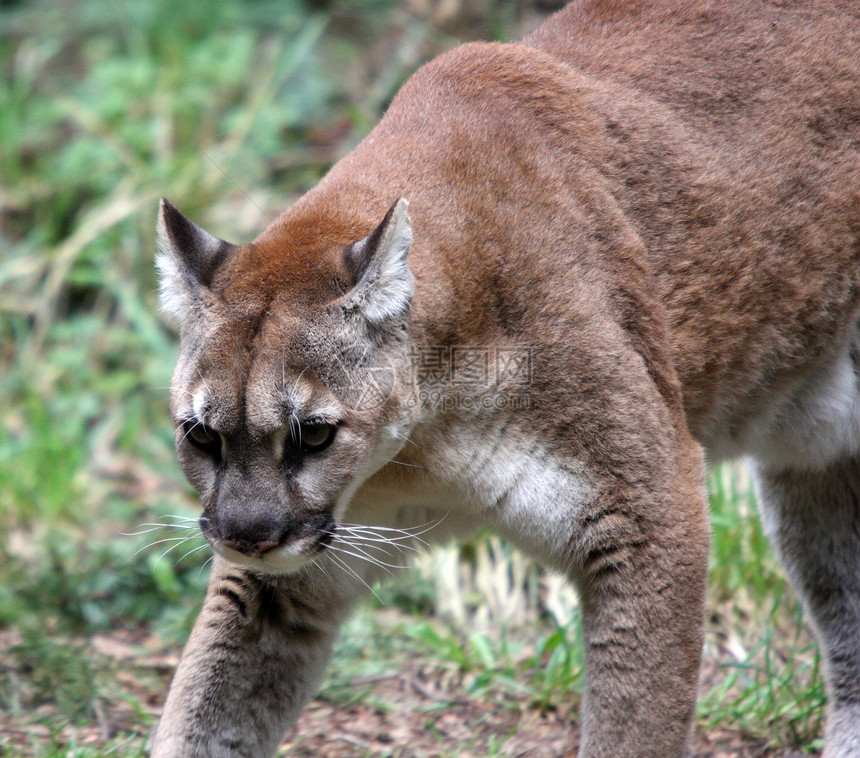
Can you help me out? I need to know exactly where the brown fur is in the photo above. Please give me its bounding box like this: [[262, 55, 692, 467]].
[[152, 2, 860, 756]]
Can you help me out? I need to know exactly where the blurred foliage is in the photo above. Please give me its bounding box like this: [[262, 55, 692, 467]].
[[0, 0, 550, 750], [0, 0, 459, 640]]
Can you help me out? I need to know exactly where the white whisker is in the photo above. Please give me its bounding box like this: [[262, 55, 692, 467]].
[[339, 531, 428, 549], [384, 459, 425, 469], [123, 514, 205, 565], [336, 518, 445, 548], [129, 535, 193, 560], [327, 553, 382, 603], [284, 364, 311, 416], [178, 542, 212, 564], [179, 420, 203, 445], [313, 554, 333, 581], [338, 526, 423, 543], [122, 522, 199, 536], [336, 532, 419, 553], [195, 367, 212, 394], [392, 431, 422, 451], [340, 518, 443, 535], [328, 542, 398, 569], [198, 555, 214, 577], [289, 364, 311, 398], [289, 413, 301, 448], [328, 544, 408, 571], [154, 536, 197, 567]]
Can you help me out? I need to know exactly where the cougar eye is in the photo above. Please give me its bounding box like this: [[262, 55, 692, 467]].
[[182, 420, 222, 457], [297, 422, 336, 453]]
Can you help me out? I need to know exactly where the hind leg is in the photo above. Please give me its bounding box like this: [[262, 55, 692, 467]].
[[752, 457, 860, 756]]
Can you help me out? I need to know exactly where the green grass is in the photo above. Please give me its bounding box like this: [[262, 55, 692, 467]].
[[0, 0, 827, 755], [700, 466, 825, 751], [0, 1, 384, 752]]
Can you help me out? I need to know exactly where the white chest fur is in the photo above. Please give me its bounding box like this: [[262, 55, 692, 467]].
[[350, 417, 594, 569]]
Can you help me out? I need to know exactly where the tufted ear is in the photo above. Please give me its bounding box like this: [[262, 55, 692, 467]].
[[342, 198, 414, 324], [155, 199, 234, 322]]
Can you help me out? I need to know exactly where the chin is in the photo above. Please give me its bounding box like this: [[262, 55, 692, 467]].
[[212, 541, 321, 576]]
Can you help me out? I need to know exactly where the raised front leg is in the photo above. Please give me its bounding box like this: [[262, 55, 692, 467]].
[[574, 465, 710, 758], [753, 457, 860, 757], [151, 556, 358, 758]]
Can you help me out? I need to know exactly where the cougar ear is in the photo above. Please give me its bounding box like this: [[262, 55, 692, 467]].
[[155, 199, 234, 322], [343, 198, 414, 324]]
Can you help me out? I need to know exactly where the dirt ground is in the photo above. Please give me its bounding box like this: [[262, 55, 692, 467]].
[[0, 626, 816, 757], [283, 657, 812, 758]]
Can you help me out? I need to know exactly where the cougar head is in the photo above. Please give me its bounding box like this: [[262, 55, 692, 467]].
[[156, 197, 416, 574]]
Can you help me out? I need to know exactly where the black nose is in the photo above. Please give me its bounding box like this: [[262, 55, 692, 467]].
[[214, 506, 289, 558], [220, 538, 280, 558]]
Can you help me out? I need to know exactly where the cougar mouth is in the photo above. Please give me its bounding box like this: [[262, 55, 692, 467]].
[[202, 513, 337, 575]]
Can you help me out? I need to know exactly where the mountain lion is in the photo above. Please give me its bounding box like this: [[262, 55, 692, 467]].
[[151, 0, 860, 755]]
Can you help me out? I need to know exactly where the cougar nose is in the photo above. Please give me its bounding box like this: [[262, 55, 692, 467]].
[[221, 538, 280, 558]]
